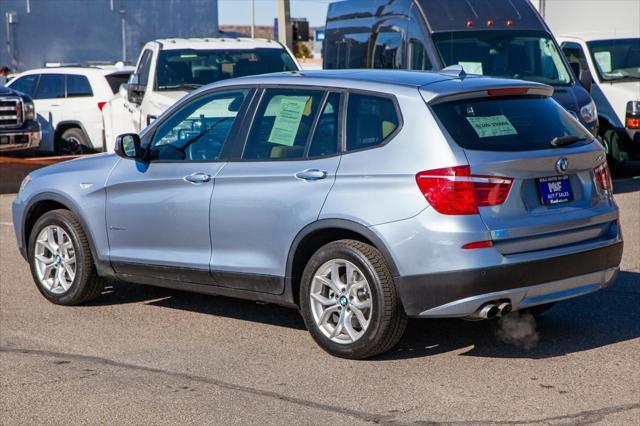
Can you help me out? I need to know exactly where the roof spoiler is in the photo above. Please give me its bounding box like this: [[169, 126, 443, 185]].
[[426, 85, 555, 105]]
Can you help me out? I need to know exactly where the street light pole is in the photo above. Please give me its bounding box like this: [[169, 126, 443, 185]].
[[276, 0, 292, 50], [250, 0, 255, 38]]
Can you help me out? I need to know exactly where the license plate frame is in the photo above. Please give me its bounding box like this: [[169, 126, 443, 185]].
[[538, 175, 573, 205]]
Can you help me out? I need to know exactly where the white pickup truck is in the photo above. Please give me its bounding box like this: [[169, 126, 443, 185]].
[[103, 37, 300, 150]]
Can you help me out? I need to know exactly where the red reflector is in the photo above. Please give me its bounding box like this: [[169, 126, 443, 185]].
[[593, 162, 613, 193], [466, 20, 474, 28], [626, 116, 640, 129], [97, 101, 107, 111], [416, 166, 513, 215], [487, 88, 530, 96], [462, 240, 494, 250], [487, 20, 494, 27], [506, 19, 514, 27]]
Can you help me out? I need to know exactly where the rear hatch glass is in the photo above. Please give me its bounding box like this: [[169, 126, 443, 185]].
[[431, 96, 591, 151]]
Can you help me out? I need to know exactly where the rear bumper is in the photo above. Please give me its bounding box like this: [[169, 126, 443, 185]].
[[0, 121, 41, 152], [397, 241, 623, 317]]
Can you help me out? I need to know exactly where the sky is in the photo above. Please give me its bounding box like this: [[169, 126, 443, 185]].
[[218, 0, 332, 27]]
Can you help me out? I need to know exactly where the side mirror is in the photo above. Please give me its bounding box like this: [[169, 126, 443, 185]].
[[114, 133, 142, 159], [570, 61, 592, 92], [126, 74, 145, 105]]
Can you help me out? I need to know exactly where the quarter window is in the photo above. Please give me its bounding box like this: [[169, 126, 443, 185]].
[[150, 89, 248, 161], [346, 94, 399, 151], [10, 75, 38, 97], [66, 75, 93, 97], [137, 50, 153, 87], [35, 74, 65, 99], [243, 89, 324, 160]]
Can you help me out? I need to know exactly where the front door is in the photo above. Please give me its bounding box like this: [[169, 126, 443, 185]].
[[210, 88, 343, 293], [33, 73, 66, 153], [105, 88, 251, 282]]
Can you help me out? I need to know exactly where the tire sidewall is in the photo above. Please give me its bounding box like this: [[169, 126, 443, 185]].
[[57, 128, 89, 155], [300, 241, 392, 359], [28, 211, 90, 305]]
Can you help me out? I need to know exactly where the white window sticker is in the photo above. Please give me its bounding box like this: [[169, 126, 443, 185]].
[[594, 51, 612, 73], [268, 97, 309, 146], [459, 61, 483, 75], [466, 115, 518, 138]]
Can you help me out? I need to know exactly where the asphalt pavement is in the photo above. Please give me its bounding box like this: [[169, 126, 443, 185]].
[[1, 179, 639, 425]]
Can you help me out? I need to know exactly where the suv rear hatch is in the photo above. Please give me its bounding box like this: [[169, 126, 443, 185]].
[[427, 88, 617, 255]]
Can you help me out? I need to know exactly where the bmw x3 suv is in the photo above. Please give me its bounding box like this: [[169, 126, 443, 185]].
[[12, 70, 623, 359]]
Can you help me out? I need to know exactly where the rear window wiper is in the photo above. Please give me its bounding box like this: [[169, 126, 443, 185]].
[[550, 135, 583, 148]]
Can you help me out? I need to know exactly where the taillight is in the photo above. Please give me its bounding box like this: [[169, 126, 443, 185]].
[[626, 116, 640, 129], [593, 162, 613, 193], [416, 166, 513, 215], [97, 101, 107, 111]]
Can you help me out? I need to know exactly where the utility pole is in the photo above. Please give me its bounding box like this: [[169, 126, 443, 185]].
[[250, 0, 255, 38], [276, 0, 292, 50]]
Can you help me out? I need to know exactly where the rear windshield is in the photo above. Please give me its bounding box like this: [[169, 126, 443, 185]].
[[432, 96, 592, 152]]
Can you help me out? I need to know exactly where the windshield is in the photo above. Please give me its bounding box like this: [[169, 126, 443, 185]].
[[587, 38, 640, 81], [432, 96, 591, 152], [156, 48, 298, 91], [433, 31, 572, 85]]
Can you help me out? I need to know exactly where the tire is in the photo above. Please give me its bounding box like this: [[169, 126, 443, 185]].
[[28, 209, 104, 305], [56, 128, 91, 156], [522, 302, 556, 317], [300, 239, 407, 359]]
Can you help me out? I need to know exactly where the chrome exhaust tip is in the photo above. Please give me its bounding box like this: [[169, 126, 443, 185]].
[[497, 302, 512, 317], [478, 304, 500, 319]]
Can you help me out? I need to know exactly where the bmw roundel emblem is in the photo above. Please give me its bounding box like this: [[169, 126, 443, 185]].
[[556, 157, 569, 174]]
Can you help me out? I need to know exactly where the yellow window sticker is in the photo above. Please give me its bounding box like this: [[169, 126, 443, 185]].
[[466, 115, 517, 138], [268, 97, 309, 146]]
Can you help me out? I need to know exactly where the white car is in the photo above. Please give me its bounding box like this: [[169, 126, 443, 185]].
[[8, 65, 133, 155], [558, 34, 640, 166], [103, 37, 300, 152]]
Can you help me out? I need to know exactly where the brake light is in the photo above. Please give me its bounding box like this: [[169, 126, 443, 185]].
[[462, 240, 494, 249], [593, 162, 613, 193], [487, 87, 529, 97], [97, 101, 107, 111], [416, 166, 513, 215], [626, 116, 640, 129]]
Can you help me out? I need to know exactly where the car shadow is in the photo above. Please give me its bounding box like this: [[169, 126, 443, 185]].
[[90, 270, 640, 360]]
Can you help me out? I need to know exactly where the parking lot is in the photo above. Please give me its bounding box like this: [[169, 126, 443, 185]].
[[1, 177, 638, 424]]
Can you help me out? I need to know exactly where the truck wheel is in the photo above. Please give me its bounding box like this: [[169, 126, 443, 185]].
[[56, 128, 90, 156], [300, 239, 407, 359], [28, 209, 104, 305]]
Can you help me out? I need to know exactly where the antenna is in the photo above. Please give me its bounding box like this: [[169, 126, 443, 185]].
[[441, 65, 467, 79]]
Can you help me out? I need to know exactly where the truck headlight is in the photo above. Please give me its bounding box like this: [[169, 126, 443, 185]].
[[24, 101, 36, 121], [580, 100, 597, 124]]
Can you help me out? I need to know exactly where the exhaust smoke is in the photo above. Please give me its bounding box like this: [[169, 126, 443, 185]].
[[496, 310, 539, 350]]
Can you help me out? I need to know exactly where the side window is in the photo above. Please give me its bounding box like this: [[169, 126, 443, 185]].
[[34, 74, 65, 99], [150, 89, 248, 161], [409, 39, 432, 70], [373, 31, 403, 69], [243, 89, 324, 160], [10, 75, 38, 96], [308, 92, 341, 158], [562, 42, 589, 71], [346, 94, 399, 151], [137, 50, 153, 86], [66, 75, 93, 97]]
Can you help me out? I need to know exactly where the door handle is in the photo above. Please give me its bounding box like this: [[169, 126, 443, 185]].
[[295, 169, 328, 181], [184, 172, 211, 184]]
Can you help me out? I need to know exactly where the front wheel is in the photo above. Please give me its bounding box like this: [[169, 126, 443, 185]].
[[300, 240, 407, 359], [28, 209, 104, 305]]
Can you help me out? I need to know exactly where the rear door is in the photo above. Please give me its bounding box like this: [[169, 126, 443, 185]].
[[209, 88, 342, 293], [430, 92, 617, 254], [33, 73, 66, 153]]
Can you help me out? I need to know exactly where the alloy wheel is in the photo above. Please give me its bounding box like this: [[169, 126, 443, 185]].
[[33, 225, 76, 294]]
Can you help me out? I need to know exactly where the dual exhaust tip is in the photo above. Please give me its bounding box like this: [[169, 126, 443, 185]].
[[478, 301, 512, 319]]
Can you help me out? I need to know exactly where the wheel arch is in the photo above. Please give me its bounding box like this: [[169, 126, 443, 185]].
[[286, 219, 400, 306], [54, 121, 90, 142]]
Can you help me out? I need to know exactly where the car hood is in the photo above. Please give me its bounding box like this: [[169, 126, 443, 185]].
[[30, 153, 120, 185], [145, 90, 188, 115], [599, 80, 640, 122]]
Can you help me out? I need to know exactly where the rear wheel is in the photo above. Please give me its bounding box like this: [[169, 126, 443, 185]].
[[28, 209, 104, 305], [300, 240, 407, 359], [56, 128, 91, 156]]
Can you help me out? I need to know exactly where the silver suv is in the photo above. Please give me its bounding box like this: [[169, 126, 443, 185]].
[[12, 70, 623, 359]]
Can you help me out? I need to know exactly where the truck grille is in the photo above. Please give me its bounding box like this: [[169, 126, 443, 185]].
[[0, 98, 23, 128]]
